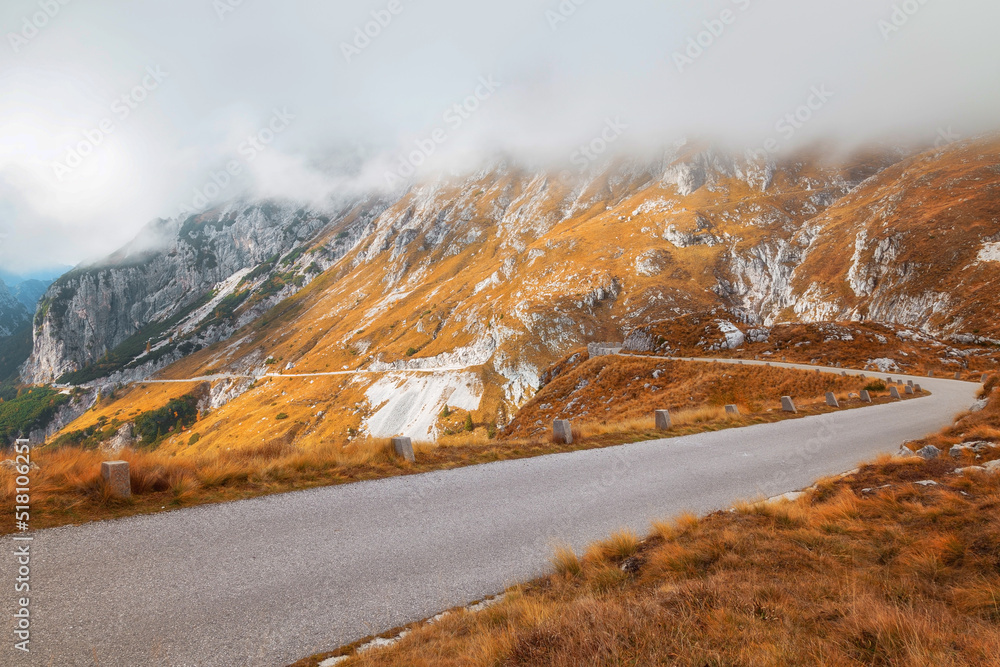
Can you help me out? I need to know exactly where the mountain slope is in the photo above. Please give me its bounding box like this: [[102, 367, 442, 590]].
[[31, 136, 1000, 448], [10, 278, 54, 312], [24, 197, 392, 385], [0, 281, 29, 338], [139, 147, 898, 442], [785, 136, 1000, 331], [27, 143, 901, 385]]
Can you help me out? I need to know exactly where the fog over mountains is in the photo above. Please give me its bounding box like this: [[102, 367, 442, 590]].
[[2, 0, 1000, 272]]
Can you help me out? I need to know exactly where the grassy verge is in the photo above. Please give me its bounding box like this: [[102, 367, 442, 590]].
[[504, 356, 881, 440], [293, 387, 1000, 667], [1, 390, 920, 535]]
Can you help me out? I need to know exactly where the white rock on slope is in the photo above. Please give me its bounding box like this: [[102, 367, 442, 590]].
[[976, 242, 1000, 263], [364, 372, 482, 440]]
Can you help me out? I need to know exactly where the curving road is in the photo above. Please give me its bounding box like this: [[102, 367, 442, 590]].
[[1, 361, 982, 667], [127, 364, 486, 385]]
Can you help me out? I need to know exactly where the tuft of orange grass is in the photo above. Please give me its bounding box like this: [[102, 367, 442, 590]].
[[583, 529, 640, 565]]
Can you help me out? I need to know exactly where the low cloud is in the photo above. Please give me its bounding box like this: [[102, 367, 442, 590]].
[[1, 0, 999, 270]]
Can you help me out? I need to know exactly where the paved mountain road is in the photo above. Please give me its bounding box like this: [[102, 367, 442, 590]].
[[1, 361, 982, 666]]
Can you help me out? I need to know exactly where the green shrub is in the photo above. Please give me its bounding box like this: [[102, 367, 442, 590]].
[[464, 413, 474, 432], [0, 387, 70, 445], [188, 433, 201, 446], [276, 413, 289, 420], [133, 394, 199, 448], [50, 424, 117, 451], [864, 381, 887, 393]]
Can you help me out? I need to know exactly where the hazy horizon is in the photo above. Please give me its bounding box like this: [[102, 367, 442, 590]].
[[2, 0, 1000, 272]]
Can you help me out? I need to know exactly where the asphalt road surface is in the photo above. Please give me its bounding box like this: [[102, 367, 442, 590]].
[[1, 361, 982, 666]]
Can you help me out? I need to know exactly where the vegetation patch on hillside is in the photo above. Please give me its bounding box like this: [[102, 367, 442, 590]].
[[0, 386, 70, 444], [52, 388, 207, 451], [505, 354, 900, 440]]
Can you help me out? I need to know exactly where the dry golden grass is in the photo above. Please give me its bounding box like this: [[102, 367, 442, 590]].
[[632, 315, 1000, 378], [0, 438, 401, 532], [294, 385, 1000, 667], [574, 406, 734, 440], [504, 357, 883, 440], [583, 530, 640, 565], [550, 546, 582, 579]]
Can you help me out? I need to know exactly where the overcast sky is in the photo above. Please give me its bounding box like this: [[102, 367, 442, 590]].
[[1, 0, 999, 273]]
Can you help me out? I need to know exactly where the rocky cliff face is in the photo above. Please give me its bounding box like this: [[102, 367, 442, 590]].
[[0, 281, 29, 338], [24, 198, 390, 384], [784, 137, 1000, 332]]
